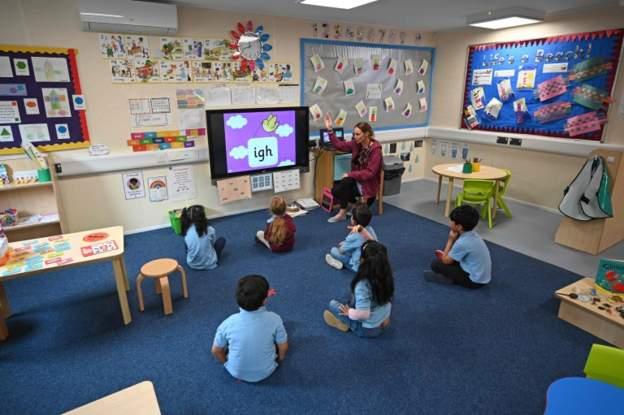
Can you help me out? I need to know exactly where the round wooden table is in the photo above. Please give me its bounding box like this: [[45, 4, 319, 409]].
[[432, 163, 508, 217]]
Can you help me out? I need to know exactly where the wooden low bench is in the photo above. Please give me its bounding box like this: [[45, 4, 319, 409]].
[[555, 277, 624, 348]]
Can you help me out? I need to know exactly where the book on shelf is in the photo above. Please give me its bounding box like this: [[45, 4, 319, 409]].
[[595, 258, 624, 294]]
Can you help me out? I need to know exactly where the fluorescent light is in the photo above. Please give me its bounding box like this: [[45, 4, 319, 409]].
[[298, 0, 378, 10], [79, 12, 124, 18], [470, 17, 542, 30], [467, 7, 544, 30]]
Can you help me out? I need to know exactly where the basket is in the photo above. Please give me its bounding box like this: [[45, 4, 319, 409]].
[[169, 209, 183, 235]]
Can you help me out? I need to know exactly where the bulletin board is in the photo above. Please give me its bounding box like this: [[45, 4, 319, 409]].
[[301, 38, 434, 132], [461, 29, 624, 141], [0, 45, 90, 154]]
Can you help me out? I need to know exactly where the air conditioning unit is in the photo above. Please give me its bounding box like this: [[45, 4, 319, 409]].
[[79, 0, 177, 36]]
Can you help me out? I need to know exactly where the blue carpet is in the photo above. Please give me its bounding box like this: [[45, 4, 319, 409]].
[[0, 205, 601, 414]]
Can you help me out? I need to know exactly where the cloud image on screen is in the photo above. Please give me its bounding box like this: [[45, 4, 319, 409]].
[[223, 110, 297, 174]]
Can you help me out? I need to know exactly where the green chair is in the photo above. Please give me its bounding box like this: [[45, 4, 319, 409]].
[[495, 169, 512, 218], [584, 344, 624, 388], [455, 180, 495, 229]]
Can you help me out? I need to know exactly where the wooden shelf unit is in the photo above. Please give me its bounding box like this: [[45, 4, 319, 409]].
[[0, 155, 65, 241]]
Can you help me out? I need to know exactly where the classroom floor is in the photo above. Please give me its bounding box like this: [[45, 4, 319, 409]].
[[385, 179, 624, 277]]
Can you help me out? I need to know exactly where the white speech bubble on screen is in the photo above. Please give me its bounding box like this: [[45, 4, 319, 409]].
[[248, 136, 278, 168]]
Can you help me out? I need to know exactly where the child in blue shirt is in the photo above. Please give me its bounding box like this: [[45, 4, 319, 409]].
[[324, 241, 394, 337], [425, 205, 492, 289], [325, 203, 377, 272], [181, 205, 226, 270], [212, 275, 288, 383]]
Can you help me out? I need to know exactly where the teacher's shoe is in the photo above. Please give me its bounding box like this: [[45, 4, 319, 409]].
[[325, 254, 344, 270], [323, 310, 349, 332], [327, 213, 346, 223]]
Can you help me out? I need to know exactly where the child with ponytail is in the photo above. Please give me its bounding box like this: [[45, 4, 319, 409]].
[[256, 196, 296, 253]]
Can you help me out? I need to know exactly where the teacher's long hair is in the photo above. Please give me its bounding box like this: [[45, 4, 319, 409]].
[[354, 122, 374, 139]]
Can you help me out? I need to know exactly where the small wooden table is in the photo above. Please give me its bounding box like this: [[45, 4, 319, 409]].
[[432, 163, 508, 217], [63, 381, 161, 415], [555, 278, 624, 348], [0, 226, 131, 341]]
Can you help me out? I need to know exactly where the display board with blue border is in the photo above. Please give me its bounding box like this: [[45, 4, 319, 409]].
[[461, 29, 623, 141], [0, 45, 90, 154], [301, 38, 434, 132]]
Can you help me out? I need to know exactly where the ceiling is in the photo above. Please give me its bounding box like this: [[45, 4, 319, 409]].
[[154, 0, 620, 31]]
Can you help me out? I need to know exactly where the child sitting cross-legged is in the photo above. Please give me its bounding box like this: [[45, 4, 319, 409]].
[[211, 275, 288, 383], [325, 203, 377, 272], [323, 241, 394, 337], [182, 205, 226, 270], [256, 196, 296, 253], [425, 205, 492, 289]]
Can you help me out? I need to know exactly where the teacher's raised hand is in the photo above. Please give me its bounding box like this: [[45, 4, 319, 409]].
[[323, 112, 333, 130]]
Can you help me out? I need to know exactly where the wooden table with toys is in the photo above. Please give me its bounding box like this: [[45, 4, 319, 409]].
[[0, 226, 131, 341], [555, 277, 624, 348]]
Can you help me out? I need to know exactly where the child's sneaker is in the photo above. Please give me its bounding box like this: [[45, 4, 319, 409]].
[[323, 310, 349, 332], [325, 253, 343, 270], [327, 213, 346, 223]]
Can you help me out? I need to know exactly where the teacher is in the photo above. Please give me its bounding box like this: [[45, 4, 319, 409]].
[[323, 113, 383, 223]]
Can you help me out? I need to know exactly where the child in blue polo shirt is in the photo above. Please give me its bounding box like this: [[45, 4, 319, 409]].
[[425, 205, 492, 289], [325, 203, 377, 272], [211, 275, 288, 382]]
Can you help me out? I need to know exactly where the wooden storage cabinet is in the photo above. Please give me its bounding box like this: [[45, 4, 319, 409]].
[[0, 156, 65, 241]]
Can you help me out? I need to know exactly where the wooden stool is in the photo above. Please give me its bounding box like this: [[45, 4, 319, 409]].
[[136, 258, 188, 316]]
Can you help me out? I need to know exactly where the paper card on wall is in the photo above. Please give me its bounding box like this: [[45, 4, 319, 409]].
[[72, 95, 86, 111], [451, 143, 459, 159], [19, 123, 50, 142], [494, 69, 515, 78], [217, 175, 252, 204], [180, 109, 205, 130], [404, 59, 414, 75], [312, 77, 328, 95], [147, 176, 168, 202], [386, 58, 398, 76], [440, 142, 448, 157], [168, 165, 196, 200], [122, 171, 145, 200], [310, 54, 325, 72], [182, 39, 204, 60], [401, 102, 413, 118], [125, 35, 150, 58], [516, 69, 536, 89], [470, 87, 486, 110], [471, 68, 493, 86], [418, 59, 429, 76], [160, 38, 185, 60], [366, 83, 382, 100], [160, 61, 191, 82], [273, 169, 301, 193], [418, 97, 428, 112], [0, 126, 14, 142], [384, 96, 395, 112], [0, 56, 13, 77], [461, 144, 469, 160], [13, 59, 29, 76], [231, 87, 256, 106], [355, 100, 367, 118], [497, 79, 514, 102], [542, 63, 568, 74], [42, 88, 71, 118], [110, 59, 134, 82], [344, 79, 355, 96], [133, 58, 160, 82], [368, 106, 378, 123], [55, 124, 70, 140], [537, 75, 567, 102], [32, 57, 70, 82], [205, 86, 232, 107], [176, 89, 205, 109], [371, 54, 382, 71], [0, 101, 20, 123], [353, 58, 365, 75], [0, 84, 27, 96], [309, 104, 323, 121], [484, 97, 503, 119], [150, 97, 171, 114], [203, 39, 234, 61], [191, 61, 213, 81], [417, 80, 426, 94], [255, 87, 281, 105], [131, 113, 169, 128], [464, 105, 480, 128], [335, 109, 348, 127], [334, 56, 348, 73], [277, 85, 299, 104], [129, 98, 151, 115], [394, 79, 404, 95], [99, 34, 126, 58]]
